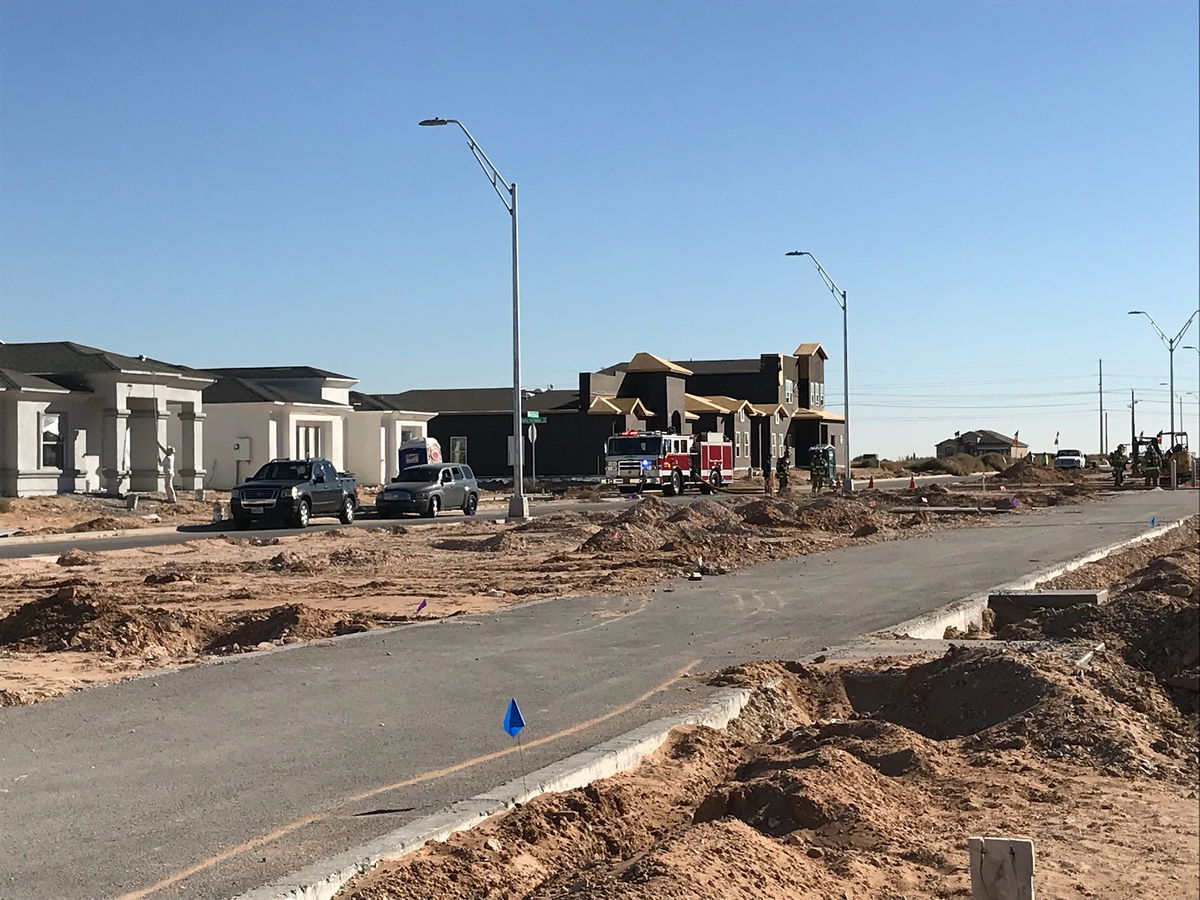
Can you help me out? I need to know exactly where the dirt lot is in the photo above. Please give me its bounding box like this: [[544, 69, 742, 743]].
[[0, 491, 226, 535], [339, 563, 1200, 900], [0, 486, 1090, 706]]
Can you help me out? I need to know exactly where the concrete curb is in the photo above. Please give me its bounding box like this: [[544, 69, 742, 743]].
[[234, 686, 752, 900], [882, 514, 1192, 640]]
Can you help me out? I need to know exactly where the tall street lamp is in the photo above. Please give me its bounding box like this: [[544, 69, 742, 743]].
[[1127, 309, 1200, 442], [421, 117, 529, 518], [786, 251, 851, 493]]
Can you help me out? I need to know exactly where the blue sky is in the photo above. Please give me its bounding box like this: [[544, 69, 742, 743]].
[[2, 0, 1197, 457]]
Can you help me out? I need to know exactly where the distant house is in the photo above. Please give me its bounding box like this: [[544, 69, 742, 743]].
[[201, 366, 432, 489], [364, 344, 844, 478], [0, 342, 212, 497], [936, 430, 1028, 460]]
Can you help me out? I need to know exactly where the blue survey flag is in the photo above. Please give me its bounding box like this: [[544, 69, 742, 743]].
[[503, 698, 526, 738], [416, 599, 428, 614], [1149, 517, 1156, 526]]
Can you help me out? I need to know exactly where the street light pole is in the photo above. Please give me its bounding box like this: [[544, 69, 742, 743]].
[[1127, 309, 1200, 442], [421, 117, 529, 518], [786, 251, 852, 493]]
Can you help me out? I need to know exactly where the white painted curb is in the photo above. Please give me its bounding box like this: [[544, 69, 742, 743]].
[[234, 686, 752, 900], [883, 515, 1193, 640]]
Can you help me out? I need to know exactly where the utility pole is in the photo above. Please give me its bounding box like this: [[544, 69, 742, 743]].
[[1129, 389, 1138, 466], [1098, 359, 1104, 454]]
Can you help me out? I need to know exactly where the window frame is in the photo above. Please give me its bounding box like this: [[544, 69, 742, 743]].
[[39, 412, 64, 470]]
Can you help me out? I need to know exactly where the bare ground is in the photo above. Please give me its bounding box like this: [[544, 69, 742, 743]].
[[0, 491, 228, 534]]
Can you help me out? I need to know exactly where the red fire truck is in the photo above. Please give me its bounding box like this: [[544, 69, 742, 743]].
[[601, 431, 734, 495]]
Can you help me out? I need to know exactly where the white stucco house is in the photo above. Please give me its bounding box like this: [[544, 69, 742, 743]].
[[0, 342, 213, 497], [200, 367, 432, 489]]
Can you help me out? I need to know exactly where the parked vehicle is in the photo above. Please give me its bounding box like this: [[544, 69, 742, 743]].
[[601, 430, 734, 496], [1053, 449, 1086, 469], [230, 458, 358, 529], [376, 463, 479, 517]]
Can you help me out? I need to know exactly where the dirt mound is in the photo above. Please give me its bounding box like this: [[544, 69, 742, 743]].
[[737, 498, 803, 527], [478, 532, 531, 554], [67, 515, 143, 532], [694, 732, 934, 840], [870, 647, 1055, 740], [328, 547, 391, 567], [266, 550, 319, 573], [665, 500, 745, 531], [212, 603, 373, 651], [579, 523, 664, 554], [996, 458, 1070, 483], [616, 495, 673, 527], [514, 511, 591, 532], [56, 548, 99, 567], [0, 586, 213, 658]]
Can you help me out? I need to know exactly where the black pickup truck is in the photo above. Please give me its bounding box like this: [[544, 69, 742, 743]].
[[230, 458, 358, 529]]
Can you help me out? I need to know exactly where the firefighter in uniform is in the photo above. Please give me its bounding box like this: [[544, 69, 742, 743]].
[[1108, 444, 1127, 487], [776, 450, 791, 493]]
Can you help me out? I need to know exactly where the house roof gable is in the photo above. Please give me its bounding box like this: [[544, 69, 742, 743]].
[[793, 342, 829, 360], [626, 352, 693, 376]]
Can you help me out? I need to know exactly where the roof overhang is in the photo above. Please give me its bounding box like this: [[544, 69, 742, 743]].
[[683, 393, 726, 414], [790, 408, 845, 423]]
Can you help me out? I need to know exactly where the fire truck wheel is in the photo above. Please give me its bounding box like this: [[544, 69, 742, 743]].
[[663, 469, 684, 497], [710, 468, 722, 490]]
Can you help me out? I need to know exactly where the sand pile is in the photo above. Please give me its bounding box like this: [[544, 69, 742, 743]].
[[995, 458, 1070, 483], [212, 603, 374, 651], [56, 548, 100, 567], [266, 550, 321, 573], [67, 516, 143, 532], [328, 547, 391, 567], [0, 585, 214, 658]]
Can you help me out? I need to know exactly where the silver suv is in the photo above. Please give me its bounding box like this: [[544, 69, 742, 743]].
[[376, 464, 479, 518]]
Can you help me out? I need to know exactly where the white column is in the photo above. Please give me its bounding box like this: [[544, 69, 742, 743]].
[[101, 407, 131, 496], [178, 406, 206, 491]]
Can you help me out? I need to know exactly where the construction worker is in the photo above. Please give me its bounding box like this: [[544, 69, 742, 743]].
[[1108, 444, 1127, 487], [762, 445, 775, 496], [158, 442, 177, 503]]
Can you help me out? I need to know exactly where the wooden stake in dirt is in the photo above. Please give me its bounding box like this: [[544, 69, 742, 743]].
[[969, 836, 1035, 900]]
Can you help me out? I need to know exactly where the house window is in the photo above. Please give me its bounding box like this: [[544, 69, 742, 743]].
[[784, 379, 794, 404], [40, 413, 63, 469], [450, 436, 468, 464], [296, 424, 322, 459]]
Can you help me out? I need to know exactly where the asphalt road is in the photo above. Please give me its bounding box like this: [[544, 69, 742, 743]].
[[0, 472, 977, 560], [3, 490, 1186, 900]]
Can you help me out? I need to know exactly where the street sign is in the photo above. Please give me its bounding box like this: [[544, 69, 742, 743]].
[[527, 423, 538, 443], [522, 415, 546, 424]]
